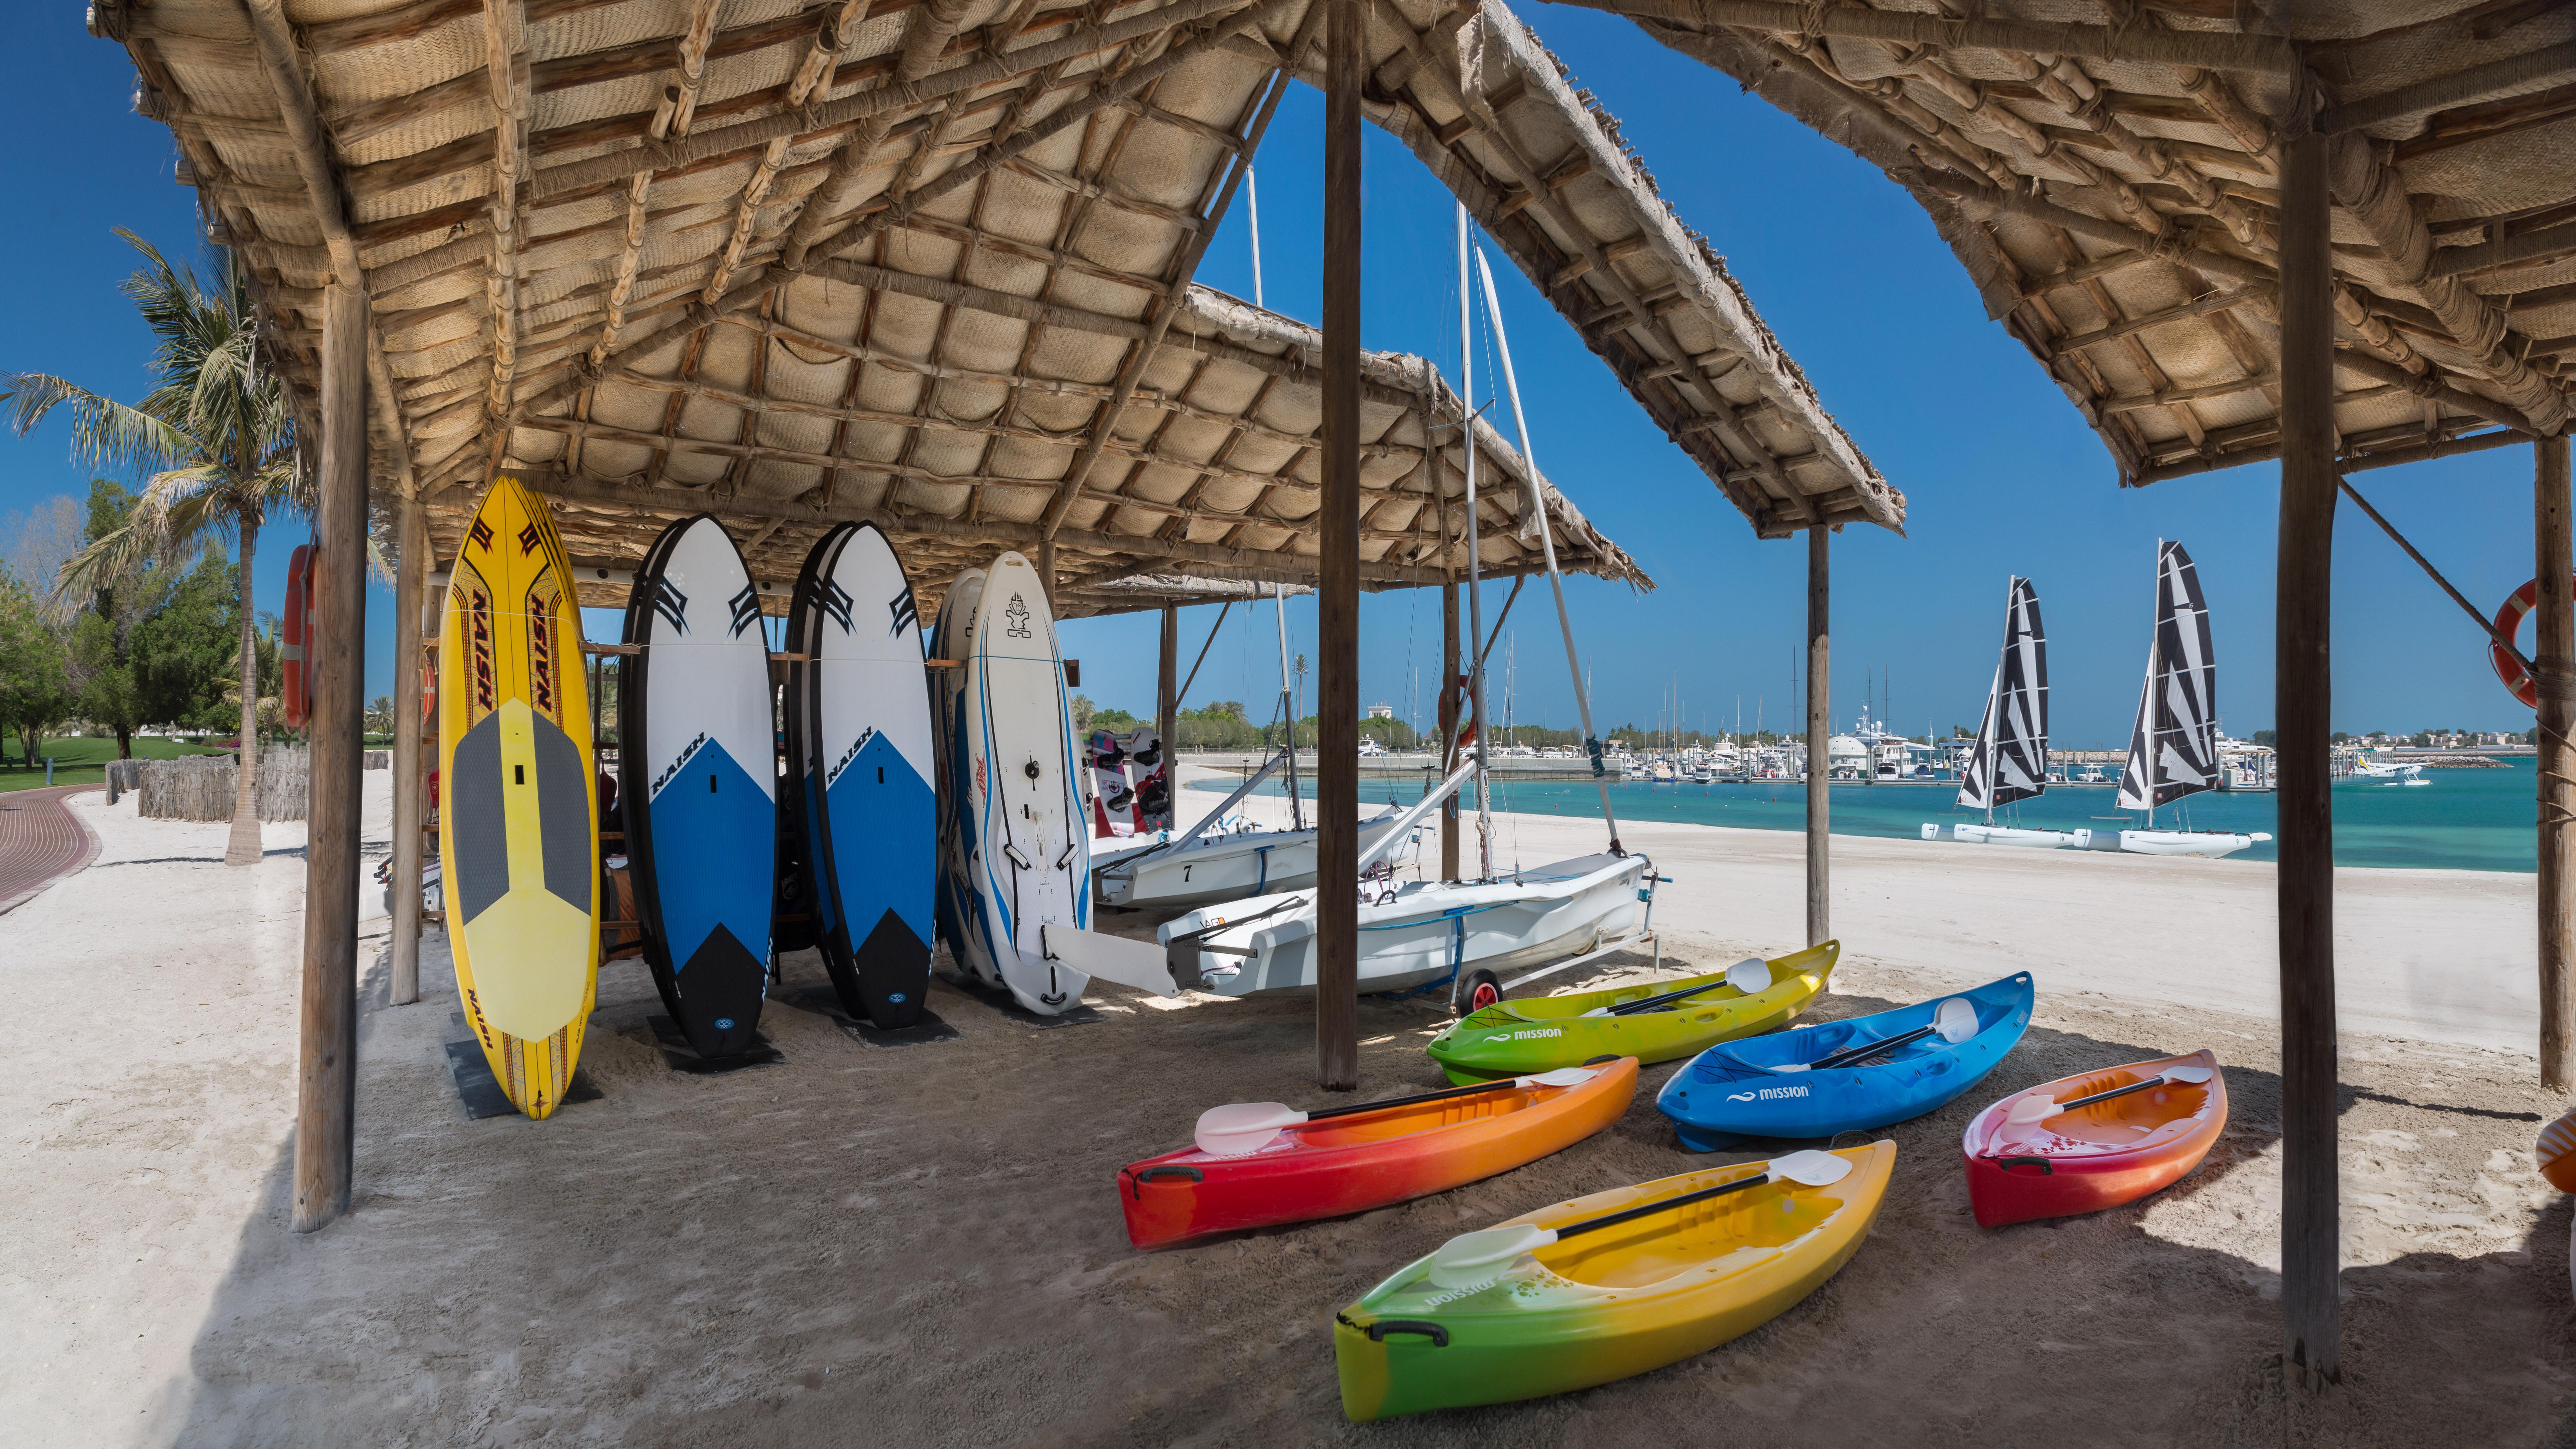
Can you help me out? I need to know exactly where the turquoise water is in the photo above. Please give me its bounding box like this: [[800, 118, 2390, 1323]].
[[1190, 758, 2543, 873]]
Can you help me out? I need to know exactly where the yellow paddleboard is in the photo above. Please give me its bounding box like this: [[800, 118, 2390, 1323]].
[[438, 476, 599, 1119]]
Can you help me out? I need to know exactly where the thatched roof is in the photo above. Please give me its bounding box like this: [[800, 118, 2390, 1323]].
[[1570, 0, 2576, 485], [90, 0, 1906, 622]]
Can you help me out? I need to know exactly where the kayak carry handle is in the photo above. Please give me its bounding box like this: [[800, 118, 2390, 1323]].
[[1127, 1165, 1203, 1199], [1365, 1320, 1450, 1348], [1996, 1156, 2055, 1175]]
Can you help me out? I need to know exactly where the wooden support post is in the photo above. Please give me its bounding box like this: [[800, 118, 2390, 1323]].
[[2539, 433, 2574, 1091], [389, 493, 427, 1005], [1805, 525, 1830, 946], [1038, 536, 1057, 612], [2276, 114, 2341, 1384], [1441, 580, 1461, 882], [293, 282, 370, 1234], [1157, 603, 1178, 807], [1315, 0, 1361, 1091]]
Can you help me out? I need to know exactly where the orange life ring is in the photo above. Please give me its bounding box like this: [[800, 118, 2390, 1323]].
[[2490, 576, 2576, 709], [282, 544, 317, 728]]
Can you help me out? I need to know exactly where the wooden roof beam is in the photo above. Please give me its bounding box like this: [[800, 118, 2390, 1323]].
[[236, 0, 420, 499], [2322, 39, 2576, 133], [1552, 0, 2295, 74]]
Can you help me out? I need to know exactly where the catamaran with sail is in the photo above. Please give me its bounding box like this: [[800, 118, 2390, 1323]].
[[2104, 540, 2271, 858], [1922, 577, 2082, 847], [1093, 583, 1411, 911], [1158, 208, 1655, 1016]]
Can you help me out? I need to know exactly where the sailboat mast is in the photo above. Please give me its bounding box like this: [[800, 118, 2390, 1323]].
[[1456, 202, 1494, 880], [1273, 581, 1301, 831], [2145, 542, 2163, 832], [1475, 246, 1624, 850]]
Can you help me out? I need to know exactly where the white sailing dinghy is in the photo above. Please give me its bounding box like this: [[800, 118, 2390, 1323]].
[[1922, 576, 2080, 848], [2103, 540, 2271, 859], [1159, 211, 1654, 1014], [1095, 583, 1412, 912]]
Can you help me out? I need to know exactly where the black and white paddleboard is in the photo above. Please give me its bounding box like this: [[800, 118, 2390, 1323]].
[[619, 515, 777, 1059], [786, 524, 936, 1028]]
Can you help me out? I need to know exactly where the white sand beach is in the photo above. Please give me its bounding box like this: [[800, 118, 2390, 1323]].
[[0, 766, 2567, 1446]]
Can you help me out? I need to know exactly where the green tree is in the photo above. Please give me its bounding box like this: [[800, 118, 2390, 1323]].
[[366, 695, 393, 736], [131, 544, 246, 733], [0, 566, 75, 768], [5, 234, 307, 864], [64, 479, 179, 758]]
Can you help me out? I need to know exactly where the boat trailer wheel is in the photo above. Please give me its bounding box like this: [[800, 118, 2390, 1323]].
[[1452, 968, 1501, 1016]]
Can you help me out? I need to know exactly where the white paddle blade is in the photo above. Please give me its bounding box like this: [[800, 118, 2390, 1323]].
[[1767, 1149, 1854, 1187], [2163, 1065, 2215, 1084], [1934, 997, 1979, 1044], [1772, 1061, 1809, 1073], [1194, 1102, 1306, 1156], [1726, 956, 1774, 994], [1514, 1067, 1602, 1089], [1427, 1223, 1558, 1288], [2005, 1091, 2061, 1127]]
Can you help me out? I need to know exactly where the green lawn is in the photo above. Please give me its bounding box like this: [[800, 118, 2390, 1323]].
[[0, 736, 235, 793]]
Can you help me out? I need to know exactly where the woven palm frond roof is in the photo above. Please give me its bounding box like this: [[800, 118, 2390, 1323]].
[[1575, 0, 2576, 485], [95, 0, 1907, 621]]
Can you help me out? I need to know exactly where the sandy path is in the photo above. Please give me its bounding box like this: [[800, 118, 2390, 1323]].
[[0, 765, 2569, 1446]]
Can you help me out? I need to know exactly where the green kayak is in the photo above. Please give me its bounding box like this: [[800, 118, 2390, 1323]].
[[1425, 941, 1839, 1084]]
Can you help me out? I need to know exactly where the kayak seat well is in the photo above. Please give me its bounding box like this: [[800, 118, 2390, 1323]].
[[1542, 1184, 1836, 1291]]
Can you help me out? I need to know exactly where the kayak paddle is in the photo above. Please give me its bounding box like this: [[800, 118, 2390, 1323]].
[[1775, 996, 1979, 1073], [1425, 1149, 1854, 1289], [1581, 956, 1772, 1017], [1194, 1066, 1606, 1156], [2001, 1064, 2216, 1141]]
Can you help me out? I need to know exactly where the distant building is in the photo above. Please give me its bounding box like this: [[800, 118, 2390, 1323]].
[[1366, 703, 1393, 720]]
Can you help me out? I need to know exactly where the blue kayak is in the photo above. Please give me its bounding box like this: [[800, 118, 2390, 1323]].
[[1656, 973, 2034, 1149]]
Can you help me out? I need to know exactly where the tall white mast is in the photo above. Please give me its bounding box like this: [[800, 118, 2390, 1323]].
[[1273, 581, 1300, 831], [1456, 202, 1493, 880]]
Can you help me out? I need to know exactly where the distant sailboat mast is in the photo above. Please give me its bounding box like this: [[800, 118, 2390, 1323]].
[[1956, 576, 2049, 827], [2117, 540, 2221, 831]]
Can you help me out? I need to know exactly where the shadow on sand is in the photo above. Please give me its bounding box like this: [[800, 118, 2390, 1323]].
[[155, 961, 2576, 1447]]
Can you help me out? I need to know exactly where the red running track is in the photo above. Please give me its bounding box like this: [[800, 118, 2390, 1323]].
[[0, 786, 102, 915]]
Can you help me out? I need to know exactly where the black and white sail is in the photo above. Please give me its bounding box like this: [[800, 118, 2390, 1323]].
[[1956, 576, 2049, 817], [2117, 540, 2220, 813]]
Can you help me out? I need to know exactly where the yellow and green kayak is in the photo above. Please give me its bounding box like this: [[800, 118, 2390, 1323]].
[[1332, 1140, 1895, 1422], [1425, 941, 1838, 1084]]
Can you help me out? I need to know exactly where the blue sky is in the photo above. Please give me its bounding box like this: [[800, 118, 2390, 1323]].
[[0, 6, 2548, 745]]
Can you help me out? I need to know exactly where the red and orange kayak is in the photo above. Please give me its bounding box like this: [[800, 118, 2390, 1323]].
[[1118, 1058, 1638, 1249], [1962, 1049, 2226, 1228]]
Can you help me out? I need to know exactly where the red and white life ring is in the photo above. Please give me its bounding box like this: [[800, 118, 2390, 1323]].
[[282, 544, 317, 728], [2489, 575, 2576, 709]]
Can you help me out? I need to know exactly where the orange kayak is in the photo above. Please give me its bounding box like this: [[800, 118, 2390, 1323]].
[[1962, 1049, 2226, 1227], [1118, 1058, 1638, 1248]]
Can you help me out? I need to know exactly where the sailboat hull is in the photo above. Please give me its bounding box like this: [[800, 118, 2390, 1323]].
[[1094, 813, 1411, 911], [1921, 823, 2082, 848], [2112, 829, 2268, 859], [1161, 854, 1651, 1000]]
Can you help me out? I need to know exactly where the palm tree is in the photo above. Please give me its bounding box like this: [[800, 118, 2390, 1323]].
[[4, 231, 307, 866]]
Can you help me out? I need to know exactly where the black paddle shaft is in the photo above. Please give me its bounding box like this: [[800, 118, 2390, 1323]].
[[1305, 1072, 1566, 1124], [1608, 976, 1736, 1017], [2053, 1074, 2176, 1114], [1555, 1168, 1781, 1241], [1807, 1022, 1940, 1072]]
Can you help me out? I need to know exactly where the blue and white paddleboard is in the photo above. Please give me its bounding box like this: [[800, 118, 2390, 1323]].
[[786, 524, 936, 1028], [928, 568, 983, 971], [955, 553, 1091, 1013], [619, 515, 777, 1059]]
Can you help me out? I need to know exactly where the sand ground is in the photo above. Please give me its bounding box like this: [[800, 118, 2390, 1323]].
[[2, 766, 2572, 1446]]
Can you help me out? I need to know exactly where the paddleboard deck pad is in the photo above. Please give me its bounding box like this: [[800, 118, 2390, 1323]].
[[786, 523, 936, 1028], [438, 475, 600, 1120], [620, 514, 777, 1060]]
